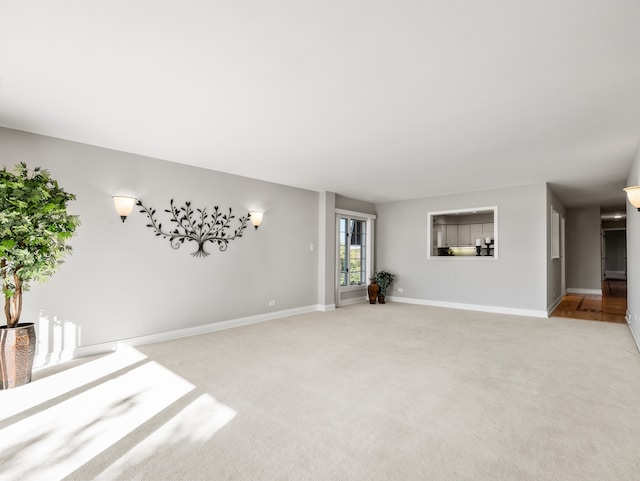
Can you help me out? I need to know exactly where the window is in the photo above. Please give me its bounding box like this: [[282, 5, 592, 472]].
[[339, 217, 367, 286], [427, 206, 498, 259]]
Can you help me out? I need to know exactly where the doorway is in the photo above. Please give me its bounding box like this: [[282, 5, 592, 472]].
[[602, 229, 627, 280], [335, 211, 375, 307], [551, 209, 627, 323]]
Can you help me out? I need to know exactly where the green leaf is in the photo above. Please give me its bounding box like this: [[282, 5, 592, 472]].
[[0, 162, 80, 315], [1, 239, 16, 250], [42, 202, 57, 213]]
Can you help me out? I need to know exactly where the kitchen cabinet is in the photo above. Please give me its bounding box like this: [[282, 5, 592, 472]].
[[428, 207, 497, 258], [457, 224, 471, 246], [470, 224, 483, 245], [435, 224, 484, 247], [446, 224, 458, 247], [434, 224, 445, 247], [482, 223, 494, 239]]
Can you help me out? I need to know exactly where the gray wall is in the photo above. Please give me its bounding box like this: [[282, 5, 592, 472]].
[[336, 194, 376, 215], [375, 183, 548, 314], [547, 185, 566, 309], [565, 206, 602, 292], [0, 128, 319, 351], [318, 191, 336, 308], [626, 146, 640, 348]]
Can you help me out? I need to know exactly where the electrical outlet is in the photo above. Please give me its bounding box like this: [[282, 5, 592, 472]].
[[310, 243, 315, 251], [269, 300, 276, 307], [397, 288, 404, 293]]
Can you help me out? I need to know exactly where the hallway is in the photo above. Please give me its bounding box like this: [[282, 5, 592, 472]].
[[551, 280, 627, 324]]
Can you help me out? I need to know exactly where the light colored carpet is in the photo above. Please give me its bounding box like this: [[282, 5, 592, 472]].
[[2, 303, 640, 480]]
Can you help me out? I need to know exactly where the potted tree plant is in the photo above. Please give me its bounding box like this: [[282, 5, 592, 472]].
[[374, 270, 395, 304], [0, 162, 79, 389]]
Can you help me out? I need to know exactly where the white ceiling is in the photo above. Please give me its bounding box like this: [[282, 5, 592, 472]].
[[1, 1, 639, 207]]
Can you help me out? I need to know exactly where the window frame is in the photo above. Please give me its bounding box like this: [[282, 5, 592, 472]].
[[427, 205, 499, 260], [335, 209, 376, 293]]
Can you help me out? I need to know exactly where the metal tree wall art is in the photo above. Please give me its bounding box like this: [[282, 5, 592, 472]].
[[137, 199, 250, 257]]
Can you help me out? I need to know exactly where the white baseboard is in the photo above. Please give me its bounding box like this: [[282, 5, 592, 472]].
[[34, 350, 76, 369], [71, 304, 321, 360], [627, 310, 640, 354], [566, 288, 602, 295], [317, 303, 336, 312], [387, 296, 548, 318]]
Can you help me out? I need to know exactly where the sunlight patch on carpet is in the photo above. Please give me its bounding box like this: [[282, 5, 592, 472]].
[[96, 393, 236, 480], [0, 347, 198, 480], [0, 343, 146, 421]]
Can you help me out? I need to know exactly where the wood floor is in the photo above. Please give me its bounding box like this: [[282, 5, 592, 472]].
[[551, 279, 627, 324]]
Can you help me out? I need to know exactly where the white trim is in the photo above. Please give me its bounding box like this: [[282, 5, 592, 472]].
[[561, 214, 566, 295], [340, 284, 368, 292], [335, 214, 342, 306], [550, 206, 560, 259], [427, 205, 498, 260], [34, 350, 75, 368], [428, 256, 498, 261], [367, 217, 374, 284], [566, 288, 603, 295], [70, 304, 321, 360], [387, 296, 548, 318], [335, 212, 374, 307], [626, 310, 640, 353], [428, 206, 496, 217], [335, 208, 376, 220], [338, 296, 368, 307], [317, 303, 336, 312]]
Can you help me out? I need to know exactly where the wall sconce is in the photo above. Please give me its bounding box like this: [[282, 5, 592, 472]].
[[250, 211, 264, 230], [624, 186, 640, 212], [112, 196, 137, 222]]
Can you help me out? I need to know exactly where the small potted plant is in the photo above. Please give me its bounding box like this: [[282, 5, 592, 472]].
[[374, 270, 395, 304], [0, 163, 79, 389]]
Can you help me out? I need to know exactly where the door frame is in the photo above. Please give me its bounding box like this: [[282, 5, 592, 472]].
[[561, 214, 566, 295], [335, 209, 376, 307]]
